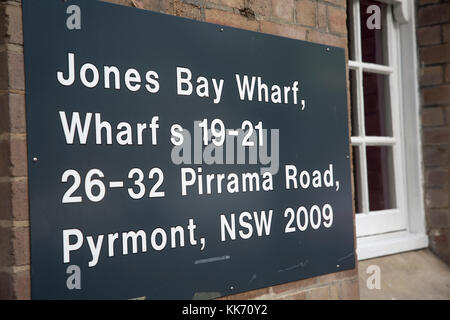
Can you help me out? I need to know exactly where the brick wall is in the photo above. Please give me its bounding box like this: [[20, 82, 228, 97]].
[[0, 0, 30, 300], [417, 0, 450, 265], [0, 0, 359, 299]]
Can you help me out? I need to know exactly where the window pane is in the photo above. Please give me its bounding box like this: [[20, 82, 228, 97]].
[[350, 69, 359, 136], [352, 146, 363, 213], [367, 146, 396, 211], [363, 72, 392, 136], [360, 0, 388, 65]]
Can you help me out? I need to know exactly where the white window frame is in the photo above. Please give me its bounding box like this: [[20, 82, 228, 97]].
[[348, 0, 428, 260]]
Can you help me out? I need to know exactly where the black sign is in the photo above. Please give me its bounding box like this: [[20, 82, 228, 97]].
[[23, 0, 354, 299]]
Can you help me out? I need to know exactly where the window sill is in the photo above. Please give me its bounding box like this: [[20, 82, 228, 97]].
[[357, 231, 429, 260]]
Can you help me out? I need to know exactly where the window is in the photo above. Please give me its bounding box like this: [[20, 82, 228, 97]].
[[347, 0, 428, 259]]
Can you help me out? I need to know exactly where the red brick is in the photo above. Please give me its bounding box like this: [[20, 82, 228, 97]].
[[173, 1, 202, 20], [327, 5, 347, 34], [0, 180, 12, 220], [0, 272, 14, 299], [106, 0, 160, 11], [417, 25, 441, 46], [9, 93, 25, 134], [418, 3, 450, 27], [159, 0, 172, 13], [423, 85, 450, 105], [14, 269, 31, 300], [205, 8, 258, 31], [446, 106, 450, 124], [260, 20, 306, 40], [0, 178, 29, 221], [0, 50, 8, 90], [419, 0, 440, 5], [0, 139, 10, 176], [425, 189, 450, 208], [271, 0, 294, 22], [428, 209, 449, 228], [423, 146, 449, 166], [307, 30, 347, 48], [5, 4, 23, 45], [296, 0, 316, 27], [420, 44, 450, 65], [0, 93, 25, 135], [208, 0, 244, 8], [445, 64, 450, 83], [11, 227, 30, 266], [324, 0, 346, 7], [281, 291, 307, 300], [7, 50, 25, 91], [423, 127, 450, 145], [0, 94, 9, 134], [218, 286, 269, 300], [9, 137, 27, 177], [429, 229, 449, 249], [339, 279, 359, 300], [0, 227, 13, 266], [317, 3, 327, 30], [11, 179, 28, 221], [425, 167, 449, 186], [130, 0, 145, 9], [143, 0, 162, 11], [421, 66, 443, 86], [422, 107, 445, 126], [330, 282, 340, 299], [0, 5, 6, 44], [248, 0, 271, 17], [104, 0, 132, 7], [430, 245, 450, 265], [0, 269, 30, 300], [444, 24, 450, 43], [271, 277, 317, 294], [306, 285, 330, 299], [316, 268, 357, 285]]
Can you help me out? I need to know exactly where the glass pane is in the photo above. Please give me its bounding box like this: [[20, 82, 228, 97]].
[[352, 146, 363, 213], [360, 0, 388, 65], [367, 146, 396, 211], [350, 69, 359, 136], [363, 72, 392, 136]]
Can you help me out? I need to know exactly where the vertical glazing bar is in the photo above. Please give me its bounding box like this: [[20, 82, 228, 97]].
[[354, 0, 370, 213]]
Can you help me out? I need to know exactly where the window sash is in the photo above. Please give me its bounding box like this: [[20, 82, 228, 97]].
[[348, 0, 407, 236]]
